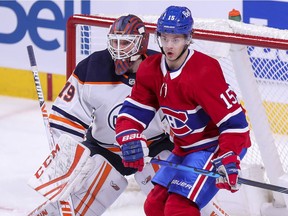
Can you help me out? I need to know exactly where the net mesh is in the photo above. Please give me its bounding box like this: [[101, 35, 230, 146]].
[[70, 16, 288, 178]]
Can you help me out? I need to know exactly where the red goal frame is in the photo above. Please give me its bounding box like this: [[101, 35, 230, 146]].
[[66, 14, 288, 79]]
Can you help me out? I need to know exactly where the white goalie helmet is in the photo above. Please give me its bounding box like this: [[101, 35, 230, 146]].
[[107, 14, 149, 75]]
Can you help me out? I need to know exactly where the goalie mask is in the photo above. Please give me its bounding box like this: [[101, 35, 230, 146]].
[[107, 14, 149, 75]]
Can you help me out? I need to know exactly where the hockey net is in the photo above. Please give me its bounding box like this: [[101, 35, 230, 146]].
[[66, 14, 288, 215]]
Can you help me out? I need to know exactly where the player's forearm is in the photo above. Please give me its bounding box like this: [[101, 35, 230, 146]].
[[218, 130, 251, 155], [115, 116, 144, 135]]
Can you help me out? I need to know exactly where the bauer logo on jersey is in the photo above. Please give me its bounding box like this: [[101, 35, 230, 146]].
[[161, 107, 210, 137]]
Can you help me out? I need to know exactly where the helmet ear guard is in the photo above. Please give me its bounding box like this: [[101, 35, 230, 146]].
[[107, 14, 149, 75]]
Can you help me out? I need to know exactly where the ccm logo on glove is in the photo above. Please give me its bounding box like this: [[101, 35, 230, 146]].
[[35, 144, 60, 178]]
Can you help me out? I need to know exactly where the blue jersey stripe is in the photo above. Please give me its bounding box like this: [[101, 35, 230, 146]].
[[119, 100, 155, 129], [52, 105, 89, 129], [50, 123, 85, 139], [218, 111, 249, 133]]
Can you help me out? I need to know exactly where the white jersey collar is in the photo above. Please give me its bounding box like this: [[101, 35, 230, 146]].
[[160, 49, 194, 79]]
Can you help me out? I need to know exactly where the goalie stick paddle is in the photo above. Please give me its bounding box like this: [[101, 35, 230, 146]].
[[150, 158, 288, 195], [26, 45, 76, 216]]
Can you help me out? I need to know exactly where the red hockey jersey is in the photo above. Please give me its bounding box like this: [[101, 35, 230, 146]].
[[116, 50, 251, 156]]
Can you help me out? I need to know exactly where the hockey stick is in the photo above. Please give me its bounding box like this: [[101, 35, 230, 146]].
[[27, 45, 76, 216], [151, 158, 288, 194], [27, 45, 55, 150]]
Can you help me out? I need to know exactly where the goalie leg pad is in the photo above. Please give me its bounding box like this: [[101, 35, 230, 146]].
[[201, 199, 232, 216], [71, 154, 128, 216], [28, 199, 76, 216], [135, 150, 171, 195], [28, 200, 59, 216], [28, 134, 92, 201]]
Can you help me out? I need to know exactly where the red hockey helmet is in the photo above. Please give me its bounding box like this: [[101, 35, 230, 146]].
[[107, 14, 149, 75]]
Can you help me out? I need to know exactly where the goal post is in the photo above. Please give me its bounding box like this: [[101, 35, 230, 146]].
[[66, 14, 288, 215]]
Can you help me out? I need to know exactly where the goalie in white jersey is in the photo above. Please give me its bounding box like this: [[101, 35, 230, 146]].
[[28, 14, 174, 216]]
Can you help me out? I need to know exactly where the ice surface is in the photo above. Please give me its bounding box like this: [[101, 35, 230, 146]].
[[0, 96, 145, 215]]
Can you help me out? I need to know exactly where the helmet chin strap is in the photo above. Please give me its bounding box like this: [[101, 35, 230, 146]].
[[174, 44, 189, 61]]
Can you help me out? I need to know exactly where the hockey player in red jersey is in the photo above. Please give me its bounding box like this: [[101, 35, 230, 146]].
[[28, 14, 174, 216], [115, 6, 251, 216]]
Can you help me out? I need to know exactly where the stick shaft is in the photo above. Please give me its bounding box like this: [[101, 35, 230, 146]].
[[151, 158, 288, 194], [27, 45, 55, 150]]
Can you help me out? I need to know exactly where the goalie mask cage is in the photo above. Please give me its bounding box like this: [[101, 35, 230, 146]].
[[66, 14, 288, 215]]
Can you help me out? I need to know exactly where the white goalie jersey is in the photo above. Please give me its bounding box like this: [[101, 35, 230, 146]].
[[49, 49, 169, 152]]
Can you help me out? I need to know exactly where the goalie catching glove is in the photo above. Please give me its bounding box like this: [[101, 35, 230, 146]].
[[211, 151, 241, 192], [116, 130, 149, 171]]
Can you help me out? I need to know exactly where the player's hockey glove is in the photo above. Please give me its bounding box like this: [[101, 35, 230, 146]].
[[116, 130, 149, 172], [211, 151, 241, 192]]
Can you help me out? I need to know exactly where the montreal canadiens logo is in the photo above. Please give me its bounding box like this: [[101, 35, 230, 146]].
[[108, 103, 123, 131], [161, 107, 192, 137]]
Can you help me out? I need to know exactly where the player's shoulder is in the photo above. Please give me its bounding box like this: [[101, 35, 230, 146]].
[[187, 50, 223, 82], [138, 53, 162, 78], [136, 53, 162, 82], [191, 50, 221, 70], [187, 50, 221, 73], [77, 49, 112, 67], [142, 52, 162, 66], [146, 49, 160, 57], [193, 50, 218, 63], [73, 49, 117, 83]]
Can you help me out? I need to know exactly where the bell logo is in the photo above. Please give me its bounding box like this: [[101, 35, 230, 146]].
[[0, 1, 90, 50]]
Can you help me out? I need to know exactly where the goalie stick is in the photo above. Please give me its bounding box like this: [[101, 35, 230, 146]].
[[27, 45, 76, 216], [27, 45, 55, 150], [151, 158, 288, 195]]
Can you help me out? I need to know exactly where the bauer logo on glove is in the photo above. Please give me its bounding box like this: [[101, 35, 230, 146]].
[[122, 133, 146, 142], [116, 130, 149, 171]]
